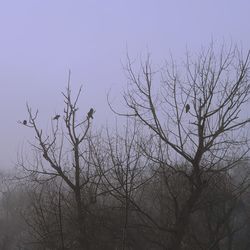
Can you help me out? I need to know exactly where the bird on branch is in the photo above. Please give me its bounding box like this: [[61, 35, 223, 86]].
[[87, 108, 94, 119], [185, 104, 190, 113], [53, 115, 60, 120], [23, 120, 27, 125]]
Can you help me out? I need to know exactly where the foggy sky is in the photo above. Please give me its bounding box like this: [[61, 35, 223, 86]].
[[0, 0, 250, 169]]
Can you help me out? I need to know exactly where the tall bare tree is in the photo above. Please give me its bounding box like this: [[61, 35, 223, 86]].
[[112, 45, 250, 250]]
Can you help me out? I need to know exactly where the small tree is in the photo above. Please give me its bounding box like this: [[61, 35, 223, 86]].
[[92, 121, 153, 249]]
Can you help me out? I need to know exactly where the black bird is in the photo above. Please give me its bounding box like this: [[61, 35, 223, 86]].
[[87, 108, 94, 119], [53, 115, 60, 120], [185, 104, 190, 113], [23, 120, 27, 125]]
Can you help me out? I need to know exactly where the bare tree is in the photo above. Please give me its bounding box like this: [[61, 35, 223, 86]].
[[93, 121, 153, 249], [111, 45, 250, 250], [19, 76, 99, 249]]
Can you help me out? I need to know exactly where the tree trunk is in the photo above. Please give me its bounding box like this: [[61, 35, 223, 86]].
[[75, 188, 88, 250], [168, 187, 202, 250]]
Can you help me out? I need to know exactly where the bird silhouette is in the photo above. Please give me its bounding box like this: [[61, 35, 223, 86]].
[[53, 115, 60, 120], [185, 104, 190, 113], [23, 120, 27, 125], [87, 108, 94, 119]]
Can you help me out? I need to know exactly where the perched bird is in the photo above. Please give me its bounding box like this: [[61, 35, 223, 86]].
[[87, 108, 94, 119], [185, 104, 190, 113], [23, 120, 27, 125], [53, 115, 60, 120]]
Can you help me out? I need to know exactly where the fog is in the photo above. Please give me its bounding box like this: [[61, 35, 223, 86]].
[[0, 0, 249, 169], [1, 2, 250, 249]]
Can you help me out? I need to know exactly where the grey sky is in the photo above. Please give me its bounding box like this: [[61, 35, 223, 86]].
[[0, 0, 249, 169]]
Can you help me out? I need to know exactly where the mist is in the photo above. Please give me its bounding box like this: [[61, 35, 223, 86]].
[[1, 1, 250, 249]]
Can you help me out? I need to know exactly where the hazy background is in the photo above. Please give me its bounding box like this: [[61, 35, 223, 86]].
[[0, 0, 249, 169]]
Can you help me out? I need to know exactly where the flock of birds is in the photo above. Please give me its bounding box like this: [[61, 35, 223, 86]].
[[21, 108, 95, 126], [21, 104, 190, 126]]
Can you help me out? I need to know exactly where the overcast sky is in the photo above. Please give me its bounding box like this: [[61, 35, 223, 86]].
[[0, 0, 250, 169]]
